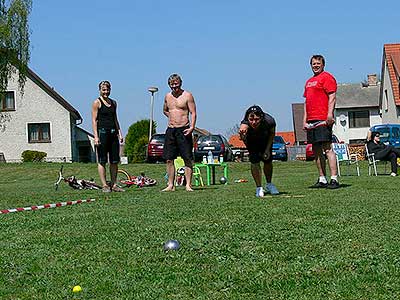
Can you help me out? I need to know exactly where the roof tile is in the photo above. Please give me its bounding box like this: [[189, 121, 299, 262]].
[[384, 44, 400, 105]]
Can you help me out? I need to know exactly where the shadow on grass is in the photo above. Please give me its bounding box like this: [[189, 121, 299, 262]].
[[307, 183, 352, 189]]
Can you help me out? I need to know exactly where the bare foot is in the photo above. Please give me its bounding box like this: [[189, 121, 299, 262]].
[[162, 186, 175, 192], [186, 186, 194, 192]]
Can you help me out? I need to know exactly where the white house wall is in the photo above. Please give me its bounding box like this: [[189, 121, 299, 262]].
[[0, 75, 73, 162], [333, 108, 381, 143], [381, 62, 400, 123]]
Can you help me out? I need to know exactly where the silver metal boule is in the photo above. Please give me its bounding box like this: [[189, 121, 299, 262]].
[[163, 239, 180, 251], [220, 176, 227, 184]]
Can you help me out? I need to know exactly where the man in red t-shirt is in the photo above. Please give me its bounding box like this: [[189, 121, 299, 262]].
[[303, 55, 339, 189]]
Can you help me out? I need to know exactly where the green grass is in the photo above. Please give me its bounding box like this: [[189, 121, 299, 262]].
[[0, 161, 399, 299]]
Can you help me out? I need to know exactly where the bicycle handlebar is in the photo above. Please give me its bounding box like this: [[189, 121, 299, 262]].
[[54, 165, 64, 191]]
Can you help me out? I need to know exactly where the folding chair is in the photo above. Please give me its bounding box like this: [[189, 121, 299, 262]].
[[365, 144, 388, 176], [332, 143, 360, 176], [174, 157, 185, 186], [174, 157, 204, 186], [192, 166, 204, 186]]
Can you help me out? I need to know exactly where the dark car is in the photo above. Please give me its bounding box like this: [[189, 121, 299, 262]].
[[194, 134, 234, 162], [272, 136, 288, 161], [146, 133, 165, 163], [306, 134, 339, 161]]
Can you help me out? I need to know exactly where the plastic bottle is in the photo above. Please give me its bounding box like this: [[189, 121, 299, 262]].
[[207, 150, 213, 164], [202, 155, 207, 164], [219, 154, 224, 163]]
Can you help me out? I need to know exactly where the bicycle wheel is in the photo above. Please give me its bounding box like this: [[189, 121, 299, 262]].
[[118, 169, 131, 187]]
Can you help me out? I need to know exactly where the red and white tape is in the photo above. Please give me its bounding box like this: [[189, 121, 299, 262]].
[[0, 198, 96, 214]]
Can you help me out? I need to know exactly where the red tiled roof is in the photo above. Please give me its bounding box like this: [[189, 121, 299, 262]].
[[383, 44, 400, 105], [391, 53, 400, 77], [276, 131, 295, 146], [228, 131, 295, 148], [229, 134, 246, 148]]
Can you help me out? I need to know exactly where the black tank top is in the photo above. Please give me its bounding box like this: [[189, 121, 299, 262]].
[[97, 98, 117, 130]]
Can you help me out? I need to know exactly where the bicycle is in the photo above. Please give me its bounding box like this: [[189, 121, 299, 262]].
[[54, 166, 102, 191], [117, 169, 157, 188]]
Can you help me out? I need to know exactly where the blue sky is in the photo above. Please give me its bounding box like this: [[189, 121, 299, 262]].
[[28, 0, 400, 136]]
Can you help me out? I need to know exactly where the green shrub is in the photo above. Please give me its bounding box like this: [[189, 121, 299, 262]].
[[21, 150, 47, 162], [125, 119, 156, 162], [132, 136, 148, 163]]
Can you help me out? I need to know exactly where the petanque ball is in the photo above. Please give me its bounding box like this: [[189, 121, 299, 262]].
[[163, 239, 180, 251], [220, 176, 227, 184]]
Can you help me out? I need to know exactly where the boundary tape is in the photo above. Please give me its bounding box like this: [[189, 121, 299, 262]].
[[264, 195, 305, 198], [0, 198, 96, 214]]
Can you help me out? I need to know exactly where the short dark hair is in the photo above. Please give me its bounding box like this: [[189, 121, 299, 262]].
[[371, 131, 380, 139], [168, 74, 182, 85], [310, 55, 325, 66], [246, 105, 264, 119]]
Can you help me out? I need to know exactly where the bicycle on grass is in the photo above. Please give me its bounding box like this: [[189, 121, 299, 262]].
[[117, 169, 157, 188], [54, 166, 102, 191]]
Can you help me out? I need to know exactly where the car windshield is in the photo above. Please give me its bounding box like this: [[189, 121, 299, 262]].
[[374, 128, 390, 140], [273, 136, 284, 144], [151, 135, 165, 143], [198, 135, 221, 144]]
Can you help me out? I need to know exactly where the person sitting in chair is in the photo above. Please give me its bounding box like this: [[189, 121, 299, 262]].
[[367, 131, 400, 176]]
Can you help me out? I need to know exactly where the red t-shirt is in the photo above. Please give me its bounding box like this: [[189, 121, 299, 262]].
[[303, 71, 337, 121]]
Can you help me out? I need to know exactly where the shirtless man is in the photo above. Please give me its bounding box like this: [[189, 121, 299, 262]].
[[162, 74, 197, 191]]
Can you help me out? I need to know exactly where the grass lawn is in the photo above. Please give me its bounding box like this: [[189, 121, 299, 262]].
[[0, 161, 399, 299]]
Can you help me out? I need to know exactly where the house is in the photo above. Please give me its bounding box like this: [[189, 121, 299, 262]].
[[276, 131, 295, 145], [292, 103, 307, 145], [0, 67, 95, 162], [228, 131, 295, 148], [379, 43, 400, 123], [334, 76, 381, 144], [229, 134, 245, 149], [291, 75, 381, 145]]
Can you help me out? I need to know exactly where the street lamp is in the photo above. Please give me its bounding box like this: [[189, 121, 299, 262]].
[[148, 86, 159, 142]]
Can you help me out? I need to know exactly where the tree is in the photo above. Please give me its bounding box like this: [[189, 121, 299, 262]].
[[125, 119, 156, 163], [225, 123, 240, 138], [0, 0, 32, 93]]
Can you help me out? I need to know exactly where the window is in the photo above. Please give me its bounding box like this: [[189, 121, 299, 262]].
[[348, 110, 370, 128], [384, 90, 388, 111], [0, 91, 15, 111], [274, 136, 285, 143], [28, 123, 51, 143], [392, 127, 400, 139]]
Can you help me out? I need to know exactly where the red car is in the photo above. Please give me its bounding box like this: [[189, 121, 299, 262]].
[[305, 134, 340, 161], [146, 134, 165, 163]]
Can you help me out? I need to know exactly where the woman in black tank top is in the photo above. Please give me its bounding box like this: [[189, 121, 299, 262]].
[[97, 97, 117, 130], [91, 80, 124, 193]]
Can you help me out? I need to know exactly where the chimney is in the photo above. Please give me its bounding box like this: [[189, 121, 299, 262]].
[[367, 74, 377, 86]]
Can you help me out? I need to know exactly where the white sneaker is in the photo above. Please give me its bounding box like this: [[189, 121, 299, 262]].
[[390, 172, 397, 177], [256, 187, 264, 197], [266, 183, 280, 195]]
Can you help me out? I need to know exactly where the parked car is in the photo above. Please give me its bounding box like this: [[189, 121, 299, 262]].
[[194, 134, 234, 162], [146, 133, 165, 163], [369, 124, 400, 148], [272, 136, 289, 161], [306, 134, 339, 161]]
